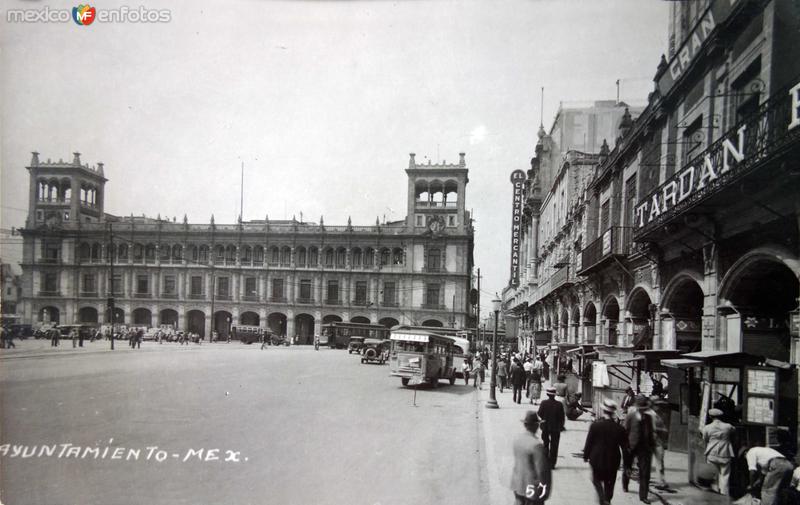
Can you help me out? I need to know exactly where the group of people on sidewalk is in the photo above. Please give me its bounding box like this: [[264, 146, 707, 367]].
[[510, 382, 800, 505]]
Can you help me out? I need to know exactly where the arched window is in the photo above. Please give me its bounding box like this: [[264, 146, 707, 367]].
[[159, 244, 171, 261], [280, 247, 291, 266], [296, 247, 307, 267], [91, 243, 101, 262], [324, 247, 334, 267], [215, 245, 225, 263], [225, 245, 236, 262], [118, 244, 128, 261], [352, 248, 362, 268], [198, 245, 209, 262], [241, 245, 252, 263], [106, 243, 116, 260], [172, 244, 183, 261], [308, 247, 319, 267], [254, 246, 264, 264], [380, 248, 391, 266], [269, 246, 280, 265], [78, 242, 91, 262], [144, 244, 156, 262], [132, 243, 144, 262], [336, 247, 347, 268], [364, 248, 374, 267], [392, 248, 403, 265]]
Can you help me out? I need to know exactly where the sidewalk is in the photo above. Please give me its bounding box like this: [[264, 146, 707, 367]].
[[477, 379, 729, 505]]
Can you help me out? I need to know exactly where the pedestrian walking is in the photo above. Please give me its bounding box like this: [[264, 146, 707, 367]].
[[497, 358, 508, 392], [473, 357, 484, 389], [621, 387, 636, 414], [3, 328, 16, 348], [701, 408, 735, 496], [50, 328, 59, 347], [511, 359, 527, 404], [554, 374, 568, 418], [314, 334, 320, 350], [135, 329, 143, 349], [744, 445, 794, 505], [78, 328, 84, 347], [71, 328, 78, 348], [537, 387, 565, 469], [583, 399, 629, 505], [647, 396, 669, 490], [528, 359, 543, 405], [461, 359, 471, 386], [623, 395, 657, 504], [509, 411, 551, 505]]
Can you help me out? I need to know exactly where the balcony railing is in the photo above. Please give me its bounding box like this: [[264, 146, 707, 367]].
[[38, 291, 61, 297], [243, 294, 260, 302], [188, 293, 205, 300], [133, 292, 151, 299], [269, 296, 286, 303], [578, 227, 632, 276], [382, 301, 399, 307], [79, 291, 99, 297], [634, 78, 800, 239], [325, 298, 341, 305], [296, 297, 314, 304], [161, 293, 178, 299], [216, 294, 232, 301], [422, 302, 445, 310]]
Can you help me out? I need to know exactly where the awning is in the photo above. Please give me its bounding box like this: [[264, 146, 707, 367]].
[[661, 358, 703, 369], [565, 347, 584, 355], [621, 356, 646, 363]]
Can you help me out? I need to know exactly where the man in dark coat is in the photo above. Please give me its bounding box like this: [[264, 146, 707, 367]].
[[509, 411, 551, 505], [510, 359, 527, 404], [537, 387, 565, 469], [624, 395, 657, 504], [584, 399, 629, 505]]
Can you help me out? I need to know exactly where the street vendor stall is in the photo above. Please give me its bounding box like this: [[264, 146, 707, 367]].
[[588, 345, 635, 416], [660, 351, 798, 500], [564, 344, 600, 406]]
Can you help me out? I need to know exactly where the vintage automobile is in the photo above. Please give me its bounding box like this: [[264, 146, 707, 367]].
[[360, 338, 389, 364], [347, 336, 365, 354]]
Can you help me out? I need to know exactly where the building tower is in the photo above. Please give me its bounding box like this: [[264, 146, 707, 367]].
[[26, 151, 107, 228], [405, 152, 469, 233]]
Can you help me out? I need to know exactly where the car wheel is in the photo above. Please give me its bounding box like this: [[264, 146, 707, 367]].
[[361, 358, 365, 364], [401, 378, 409, 386]]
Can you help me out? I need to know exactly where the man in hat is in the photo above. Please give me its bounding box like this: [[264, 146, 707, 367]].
[[537, 387, 565, 469], [744, 444, 794, 505], [623, 395, 656, 503], [510, 411, 551, 505], [701, 408, 735, 496], [647, 395, 670, 490], [584, 399, 629, 505]]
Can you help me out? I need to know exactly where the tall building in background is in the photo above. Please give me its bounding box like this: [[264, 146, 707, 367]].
[[504, 0, 800, 489], [18, 152, 475, 341]]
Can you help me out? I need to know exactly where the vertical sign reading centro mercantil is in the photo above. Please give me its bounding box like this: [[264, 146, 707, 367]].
[[509, 170, 527, 286]]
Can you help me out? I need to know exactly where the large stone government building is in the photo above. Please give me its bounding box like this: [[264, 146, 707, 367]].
[[19, 152, 475, 342]]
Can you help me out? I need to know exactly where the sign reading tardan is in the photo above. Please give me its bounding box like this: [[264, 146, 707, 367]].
[[509, 170, 527, 286]]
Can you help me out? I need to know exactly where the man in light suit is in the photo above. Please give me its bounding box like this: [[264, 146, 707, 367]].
[[510, 411, 552, 505]]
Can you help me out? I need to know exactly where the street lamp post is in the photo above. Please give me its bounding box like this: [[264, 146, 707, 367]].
[[486, 298, 502, 409]]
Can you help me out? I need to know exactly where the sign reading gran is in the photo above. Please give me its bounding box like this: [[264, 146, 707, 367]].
[[509, 170, 526, 286]]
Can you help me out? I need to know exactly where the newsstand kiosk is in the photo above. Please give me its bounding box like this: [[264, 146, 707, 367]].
[[661, 351, 798, 500]]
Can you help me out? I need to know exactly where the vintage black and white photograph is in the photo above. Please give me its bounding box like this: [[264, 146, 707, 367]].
[[1, 0, 799, 504]]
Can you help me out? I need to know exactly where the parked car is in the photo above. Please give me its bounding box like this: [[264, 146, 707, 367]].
[[360, 338, 389, 364], [347, 336, 365, 354]]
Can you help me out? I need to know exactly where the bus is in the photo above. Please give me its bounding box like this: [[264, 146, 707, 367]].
[[231, 325, 265, 344], [321, 322, 390, 349], [389, 329, 457, 387], [451, 336, 471, 379]]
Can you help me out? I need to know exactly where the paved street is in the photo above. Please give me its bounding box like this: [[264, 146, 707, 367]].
[[0, 342, 487, 505]]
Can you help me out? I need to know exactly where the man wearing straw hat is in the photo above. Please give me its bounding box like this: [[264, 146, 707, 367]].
[[584, 399, 629, 505], [510, 411, 552, 504]]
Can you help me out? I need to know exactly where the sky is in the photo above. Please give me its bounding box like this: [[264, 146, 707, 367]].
[[0, 0, 669, 317]]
